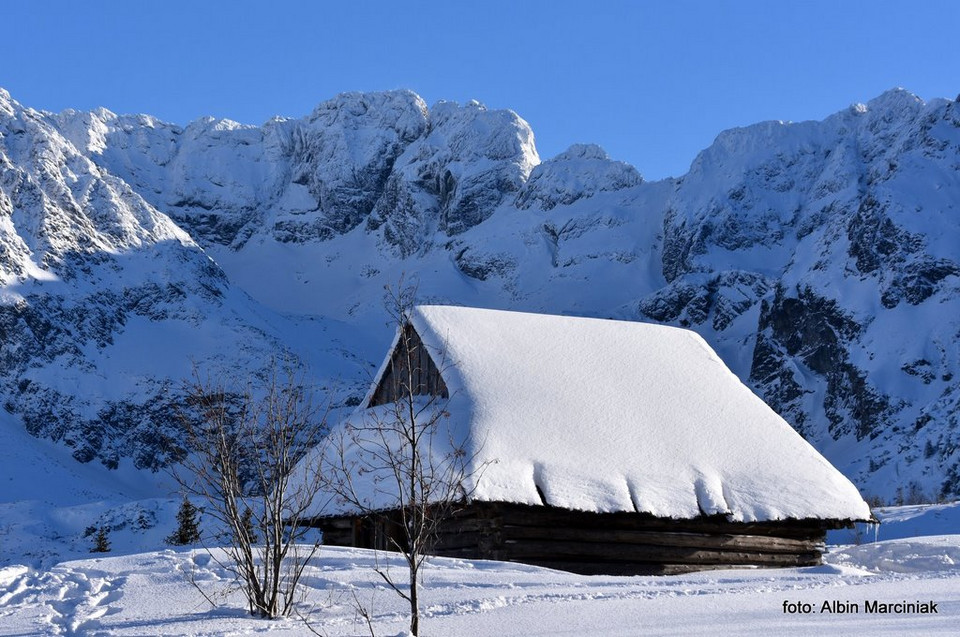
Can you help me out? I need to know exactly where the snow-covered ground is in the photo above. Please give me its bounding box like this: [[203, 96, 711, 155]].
[[1, 503, 958, 636], [1, 540, 958, 636]]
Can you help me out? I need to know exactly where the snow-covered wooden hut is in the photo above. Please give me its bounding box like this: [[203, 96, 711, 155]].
[[307, 305, 872, 575]]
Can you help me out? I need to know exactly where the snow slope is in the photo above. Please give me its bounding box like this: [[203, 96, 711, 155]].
[[0, 411, 185, 569]]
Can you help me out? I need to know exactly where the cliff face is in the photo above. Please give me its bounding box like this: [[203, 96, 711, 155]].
[[3, 86, 959, 500]]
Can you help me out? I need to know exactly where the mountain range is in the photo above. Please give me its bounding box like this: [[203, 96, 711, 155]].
[[1, 86, 958, 502]]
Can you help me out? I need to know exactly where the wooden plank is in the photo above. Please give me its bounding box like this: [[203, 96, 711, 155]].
[[369, 360, 395, 407], [446, 504, 500, 521], [496, 539, 820, 566], [439, 517, 501, 533], [430, 546, 503, 559], [418, 336, 427, 394], [499, 525, 822, 554], [319, 529, 354, 546], [434, 531, 503, 550], [432, 540, 820, 568], [485, 502, 828, 539], [425, 343, 435, 395]]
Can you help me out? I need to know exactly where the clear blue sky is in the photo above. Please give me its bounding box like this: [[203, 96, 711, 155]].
[[2, 1, 957, 180]]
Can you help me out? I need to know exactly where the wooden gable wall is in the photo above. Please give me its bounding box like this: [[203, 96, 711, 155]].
[[368, 323, 449, 407]]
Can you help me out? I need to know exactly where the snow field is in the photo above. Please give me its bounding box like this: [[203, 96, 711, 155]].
[[1, 537, 958, 636]]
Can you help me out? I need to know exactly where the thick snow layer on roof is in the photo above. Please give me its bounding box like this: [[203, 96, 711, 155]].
[[316, 306, 871, 523]]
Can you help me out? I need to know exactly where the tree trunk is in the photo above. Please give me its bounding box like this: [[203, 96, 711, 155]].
[[409, 563, 419, 636]]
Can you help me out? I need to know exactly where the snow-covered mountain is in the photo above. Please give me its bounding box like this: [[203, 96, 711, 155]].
[[0, 88, 365, 470], [2, 86, 958, 502]]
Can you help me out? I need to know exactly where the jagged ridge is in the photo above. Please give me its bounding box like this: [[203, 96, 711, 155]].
[[2, 86, 959, 502]]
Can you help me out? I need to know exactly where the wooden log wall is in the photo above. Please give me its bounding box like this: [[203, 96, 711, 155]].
[[317, 517, 354, 546], [430, 502, 833, 576], [310, 501, 844, 576]]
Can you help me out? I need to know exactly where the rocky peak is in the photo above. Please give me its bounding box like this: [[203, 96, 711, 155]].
[[515, 143, 642, 210], [0, 89, 18, 119], [370, 98, 539, 254], [272, 91, 430, 244], [306, 90, 428, 137], [1, 100, 193, 278]]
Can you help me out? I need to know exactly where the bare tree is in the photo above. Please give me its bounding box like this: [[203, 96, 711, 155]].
[[172, 361, 328, 619], [323, 283, 483, 636]]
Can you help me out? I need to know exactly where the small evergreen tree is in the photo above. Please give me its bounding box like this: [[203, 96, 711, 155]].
[[167, 496, 202, 545], [91, 526, 111, 553]]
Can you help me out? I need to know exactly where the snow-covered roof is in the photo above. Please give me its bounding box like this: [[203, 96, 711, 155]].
[[317, 305, 871, 523]]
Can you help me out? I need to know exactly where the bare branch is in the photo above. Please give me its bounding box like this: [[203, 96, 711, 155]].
[[168, 358, 329, 620]]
